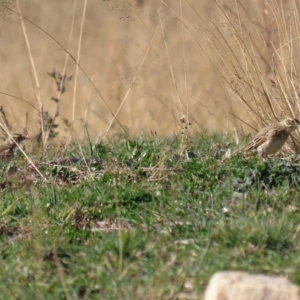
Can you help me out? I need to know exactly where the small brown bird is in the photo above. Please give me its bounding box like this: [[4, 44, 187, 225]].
[[0, 132, 30, 159], [242, 117, 300, 158]]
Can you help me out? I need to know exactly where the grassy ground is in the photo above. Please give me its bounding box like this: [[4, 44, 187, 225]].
[[1, 134, 300, 299], [1, 2, 300, 299]]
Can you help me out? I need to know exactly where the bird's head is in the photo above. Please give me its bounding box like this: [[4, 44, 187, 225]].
[[283, 117, 300, 132], [11, 128, 30, 143]]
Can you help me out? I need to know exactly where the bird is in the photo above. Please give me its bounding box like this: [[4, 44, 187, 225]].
[[0, 132, 30, 159], [236, 117, 300, 158]]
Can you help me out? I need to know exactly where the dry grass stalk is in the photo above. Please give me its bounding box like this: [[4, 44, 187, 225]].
[[205, 1, 300, 152]]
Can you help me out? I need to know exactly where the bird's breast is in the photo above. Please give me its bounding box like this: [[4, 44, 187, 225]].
[[265, 132, 288, 154]]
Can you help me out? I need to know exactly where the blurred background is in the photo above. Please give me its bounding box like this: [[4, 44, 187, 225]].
[[0, 0, 291, 140]]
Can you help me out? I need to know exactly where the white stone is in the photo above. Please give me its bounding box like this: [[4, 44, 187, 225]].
[[203, 271, 300, 300]]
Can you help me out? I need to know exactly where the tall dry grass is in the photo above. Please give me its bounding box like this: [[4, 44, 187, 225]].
[[204, 0, 300, 148], [0, 0, 299, 143]]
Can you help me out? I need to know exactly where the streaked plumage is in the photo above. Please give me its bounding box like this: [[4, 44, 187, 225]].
[[243, 117, 300, 158], [0, 132, 29, 158]]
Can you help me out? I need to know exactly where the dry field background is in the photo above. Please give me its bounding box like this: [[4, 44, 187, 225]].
[[0, 0, 297, 141]]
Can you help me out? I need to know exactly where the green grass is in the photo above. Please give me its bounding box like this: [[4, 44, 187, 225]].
[[1, 135, 300, 299]]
